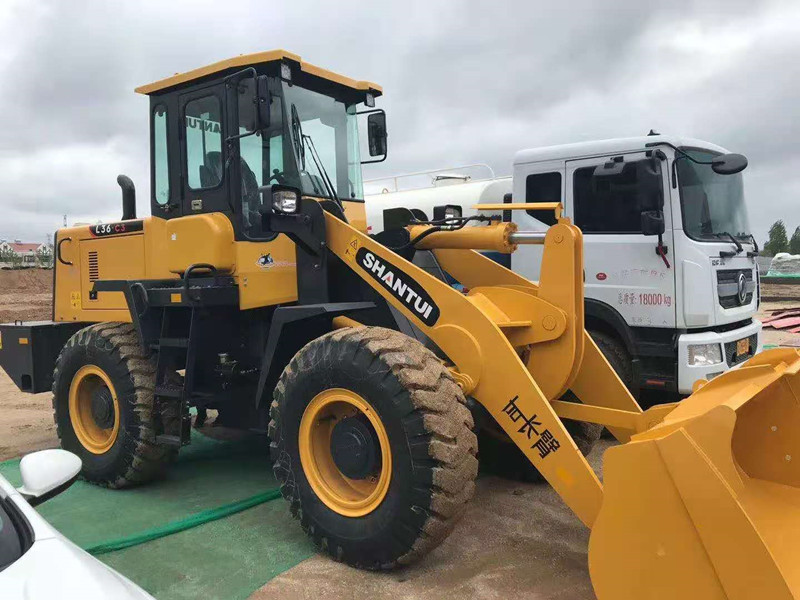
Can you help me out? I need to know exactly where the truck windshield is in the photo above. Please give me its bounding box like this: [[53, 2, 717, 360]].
[[677, 148, 751, 241], [282, 82, 364, 201]]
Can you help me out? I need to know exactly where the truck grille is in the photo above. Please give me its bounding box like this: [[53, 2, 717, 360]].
[[725, 333, 758, 366], [717, 269, 754, 309]]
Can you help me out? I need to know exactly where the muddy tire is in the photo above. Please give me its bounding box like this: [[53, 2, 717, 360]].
[[52, 323, 177, 488], [269, 326, 478, 570]]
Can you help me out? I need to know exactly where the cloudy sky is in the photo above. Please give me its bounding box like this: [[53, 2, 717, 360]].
[[0, 0, 798, 245]]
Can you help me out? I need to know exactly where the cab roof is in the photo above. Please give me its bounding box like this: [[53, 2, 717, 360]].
[[134, 49, 382, 96]]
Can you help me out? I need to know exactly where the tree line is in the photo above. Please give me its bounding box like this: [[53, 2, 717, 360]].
[[763, 220, 800, 256]]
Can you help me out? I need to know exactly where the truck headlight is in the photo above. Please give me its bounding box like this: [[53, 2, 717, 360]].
[[688, 343, 723, 366]]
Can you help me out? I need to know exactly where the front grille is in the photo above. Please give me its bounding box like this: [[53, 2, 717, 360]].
[[88, 251, 99, 281], [725, 333, 758, 366], [717, 268, 755, 308], [720, 292, 753, 309]]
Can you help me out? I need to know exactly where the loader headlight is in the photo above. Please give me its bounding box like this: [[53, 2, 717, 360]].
[[272, 189, 300, 214], [688, 343, 723, 366]]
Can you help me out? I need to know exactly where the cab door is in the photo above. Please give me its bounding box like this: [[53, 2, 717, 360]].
[[178, 84, 230, 219], [565, 152, 676, 328]]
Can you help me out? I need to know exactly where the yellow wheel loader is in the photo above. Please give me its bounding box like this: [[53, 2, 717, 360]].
[[1, 51, 799, 598]]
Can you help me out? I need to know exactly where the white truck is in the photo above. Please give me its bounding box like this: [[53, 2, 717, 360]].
[[365, 135, 762, 397]]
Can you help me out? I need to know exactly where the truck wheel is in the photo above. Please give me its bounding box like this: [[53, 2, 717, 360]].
[[52, 323, 177, 488], [589, 330, 634, 392], [269, 326, 478, 569], [476, 391, 601, 483], [590, 330, 635, 439]]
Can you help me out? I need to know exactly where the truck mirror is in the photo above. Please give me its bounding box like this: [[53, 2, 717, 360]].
[[592, 158, 625, 177], [636, 157, 664, 212], [712, 153, 747, 175], [367, 111, 387, 157], [641, 210, 665, 236]]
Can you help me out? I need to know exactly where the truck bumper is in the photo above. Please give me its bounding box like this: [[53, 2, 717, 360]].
[[677, 319, 762, 394]]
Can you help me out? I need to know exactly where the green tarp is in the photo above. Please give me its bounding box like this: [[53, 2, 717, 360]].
[[0, 433, 314, 600]]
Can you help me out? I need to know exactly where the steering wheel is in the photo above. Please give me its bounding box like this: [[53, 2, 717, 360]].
[[269, 169, 288, 184]]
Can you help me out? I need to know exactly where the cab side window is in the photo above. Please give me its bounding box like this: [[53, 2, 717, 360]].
[[525, 172, 561, 226], [153, 105, 169, 205], [185, 96, 223, 190], [573, 160, 647, 233]]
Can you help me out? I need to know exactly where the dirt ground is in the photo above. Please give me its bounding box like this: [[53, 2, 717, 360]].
[[0, 268, 52, 322], [0, 371, 57, 461], [0, 269, 58, 460], [758, 297, 800, 348], [761, 282, 800, 302], [253, 447, 606, 600]]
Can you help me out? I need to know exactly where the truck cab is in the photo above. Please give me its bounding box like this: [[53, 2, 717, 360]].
[[512, 135, 760, 395], [365, 135, 761, 396]]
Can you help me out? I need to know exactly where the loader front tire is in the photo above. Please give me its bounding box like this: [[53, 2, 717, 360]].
[[52, 323, 177, 488], [270, 326, 478, 570]]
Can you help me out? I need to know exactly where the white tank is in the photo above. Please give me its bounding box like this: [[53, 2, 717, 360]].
[[365, 177, 512, 234]]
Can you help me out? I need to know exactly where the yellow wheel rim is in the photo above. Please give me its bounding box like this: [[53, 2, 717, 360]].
[[299, 388, 392, 517], [68, 365, 120, 455]]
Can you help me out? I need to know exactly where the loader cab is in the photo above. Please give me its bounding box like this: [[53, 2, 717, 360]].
[[137, 51, 385, 240]]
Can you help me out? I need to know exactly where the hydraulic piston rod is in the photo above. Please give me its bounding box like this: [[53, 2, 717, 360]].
[[509, 231, 547, 244]]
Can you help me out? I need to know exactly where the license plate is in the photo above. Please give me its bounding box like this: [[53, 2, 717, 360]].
[[736, 338, 750, 356]]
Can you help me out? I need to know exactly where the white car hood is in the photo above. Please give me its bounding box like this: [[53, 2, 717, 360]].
[[4, 538, 154, 599], [1, 475, 154, 600]]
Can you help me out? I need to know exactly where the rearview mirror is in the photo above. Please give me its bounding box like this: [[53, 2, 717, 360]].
[[592, 158, 625, 177], [256, 75, 271, 130], [641, 210, 665, 237], [367, 111, 387, 158], [17, 449, 81, 506], [636, 156, 664, 212], [712, 153, 748, 175], [226, 70, 270, 141]]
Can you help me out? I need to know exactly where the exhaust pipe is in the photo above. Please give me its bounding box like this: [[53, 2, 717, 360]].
[[117, 174, 136, 220]]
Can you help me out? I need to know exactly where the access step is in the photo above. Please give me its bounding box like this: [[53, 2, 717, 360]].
[[155, 434, 182, 447], [154, 384, 184, 398]]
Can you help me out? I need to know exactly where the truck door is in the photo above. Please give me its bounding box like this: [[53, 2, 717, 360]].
[[565, 152, 676, 329]]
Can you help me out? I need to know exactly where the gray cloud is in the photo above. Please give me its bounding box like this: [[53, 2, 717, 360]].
[[0, 0, 798, 244]]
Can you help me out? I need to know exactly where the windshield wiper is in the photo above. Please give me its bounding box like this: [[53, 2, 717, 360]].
[[290, 103, 341, 209], [747, 234, 760, 256], [302, 133, 340, 206], [712, 231, 743, 257]]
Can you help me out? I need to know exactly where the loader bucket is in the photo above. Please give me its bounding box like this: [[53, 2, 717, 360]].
[[589, 348, 800, 600]]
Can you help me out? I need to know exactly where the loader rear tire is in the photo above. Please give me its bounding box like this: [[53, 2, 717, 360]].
[[52, 323, 178, 488], [269, 326, 478, 570]]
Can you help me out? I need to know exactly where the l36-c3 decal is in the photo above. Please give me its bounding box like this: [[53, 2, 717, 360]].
[[89, 220, 144, 237]]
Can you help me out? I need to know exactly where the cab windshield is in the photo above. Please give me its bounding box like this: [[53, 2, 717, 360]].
[[282, 83, 363, 201], [677, 148, 751, 242], [236, 78, 365, 238]]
